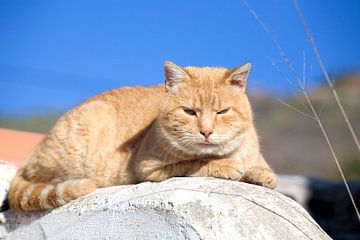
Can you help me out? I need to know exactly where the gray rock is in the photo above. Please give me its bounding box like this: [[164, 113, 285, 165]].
[[0, 163, 329, 240], [0, 161, 17, 237], [0, 161, 17, 210]]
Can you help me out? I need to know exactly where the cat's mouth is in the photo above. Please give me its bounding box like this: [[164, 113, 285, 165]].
[[199, 140, 215, 146]]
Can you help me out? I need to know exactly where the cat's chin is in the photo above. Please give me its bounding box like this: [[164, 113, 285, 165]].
[[159, 128, 239, 157], [166, 137, 223, 156], [177, 142, 228, 157], [169, 138, 238, 157], [195, 144, 221, 156]]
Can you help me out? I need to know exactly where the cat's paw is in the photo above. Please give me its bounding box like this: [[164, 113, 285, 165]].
[[205, 159, 244, 181], [241, 167, 277, 189]]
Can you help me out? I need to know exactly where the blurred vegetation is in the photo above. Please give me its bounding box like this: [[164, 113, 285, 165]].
[[0, 115, 59, 133], [249, 73, 360, 180], [336, 155, 360, 180]]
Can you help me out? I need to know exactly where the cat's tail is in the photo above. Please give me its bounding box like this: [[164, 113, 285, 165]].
[[8, 168, 97, 211]]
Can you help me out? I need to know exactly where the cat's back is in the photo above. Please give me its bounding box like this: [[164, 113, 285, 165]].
[[13, 85, 165, 194], [85, 84, 164, 132], [91, 84, 164, 115], [53, 85, 164, 147]]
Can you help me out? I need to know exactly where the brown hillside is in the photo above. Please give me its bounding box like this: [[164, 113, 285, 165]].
[[251, 74, 360, 179]]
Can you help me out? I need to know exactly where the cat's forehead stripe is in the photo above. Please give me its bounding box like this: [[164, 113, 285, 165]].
[[180, 66, 230, 110], [187, 85, 221, 110]]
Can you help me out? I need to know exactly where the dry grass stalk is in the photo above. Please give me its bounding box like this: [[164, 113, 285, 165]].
[[241, 0, 360, 222]]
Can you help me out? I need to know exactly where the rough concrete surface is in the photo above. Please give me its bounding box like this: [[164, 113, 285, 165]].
[[0, 161, 17, 205], [0, 161, 16, 213], [0, 162, 330, 240]]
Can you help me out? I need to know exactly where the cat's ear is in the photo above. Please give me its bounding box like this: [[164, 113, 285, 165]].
[[164, 61, 189, 92], [226, 62, 251, 92]]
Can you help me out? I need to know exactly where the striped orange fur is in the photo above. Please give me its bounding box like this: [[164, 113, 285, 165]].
[[8, 61, 276, 211], [9, 169, 96, 211]]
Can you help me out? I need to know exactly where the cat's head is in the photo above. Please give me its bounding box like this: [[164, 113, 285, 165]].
[[158, 61, 253, 157]]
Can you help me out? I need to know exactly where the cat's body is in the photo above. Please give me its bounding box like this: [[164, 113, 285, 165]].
[[8, 62, 276, 211]]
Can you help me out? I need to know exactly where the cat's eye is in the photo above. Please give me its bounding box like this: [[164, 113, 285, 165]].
[[183, 108, 197, 116], [217, 108, 230, 115]]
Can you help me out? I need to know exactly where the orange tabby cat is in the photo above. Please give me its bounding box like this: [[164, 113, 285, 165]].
[[8, 61, 276, 211]]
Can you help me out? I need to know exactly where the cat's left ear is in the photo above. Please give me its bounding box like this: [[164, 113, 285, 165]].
[[226, 62, 251, 92], [164, 61, 189, 92]]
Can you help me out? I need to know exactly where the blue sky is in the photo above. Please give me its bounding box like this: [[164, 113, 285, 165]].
[[1, 0, 359, 117]]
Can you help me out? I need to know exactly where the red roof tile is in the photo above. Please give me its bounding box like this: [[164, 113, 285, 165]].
[[0, 128, 45, 166]]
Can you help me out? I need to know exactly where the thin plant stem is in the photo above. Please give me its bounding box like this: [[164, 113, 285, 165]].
[[277, 99, 315, 120], [302, 90, 360, 222], [241, 0, 360, 222], [293, 0, 360, 221], [293, 0, 360, 155]]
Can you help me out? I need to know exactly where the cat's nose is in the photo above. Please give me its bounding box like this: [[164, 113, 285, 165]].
[[200, 130, 213, 139]]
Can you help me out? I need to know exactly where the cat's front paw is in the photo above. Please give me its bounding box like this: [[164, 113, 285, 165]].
[[241, 167, 277, 189], [202, 159, 244, 181]]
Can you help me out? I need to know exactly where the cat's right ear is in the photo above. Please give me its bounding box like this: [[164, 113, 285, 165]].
[[164, 61, 189, 92]]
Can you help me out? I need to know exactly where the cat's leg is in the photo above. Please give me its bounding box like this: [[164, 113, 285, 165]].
[[240, 155, 277, 189], [138, 160, 204, 182], [140, 158, 244, 182], [189, 159, 244, 181], [241, 167, 276, 189], [141, 157, 276, 189]]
